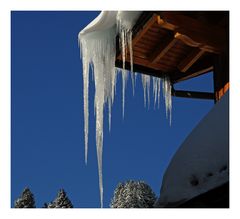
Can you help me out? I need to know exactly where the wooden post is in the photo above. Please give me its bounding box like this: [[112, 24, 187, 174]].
[[213, 12, 229, 103], [213, 52, 229, 102]]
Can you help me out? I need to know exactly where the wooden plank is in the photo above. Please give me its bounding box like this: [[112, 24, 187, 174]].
[[215, 82, 229, 101], [136, 37, 159, 47], [132, 15, 158, 47], [150, 33, 177, 63], [133, 51, 148, 59], [115, 59, 164, 78], [178, 48, 205, 72], [117, 55, 162, 70], [134, 41, 154, 50], [134, 46, 149, 53], [138, 32, 162, 42]]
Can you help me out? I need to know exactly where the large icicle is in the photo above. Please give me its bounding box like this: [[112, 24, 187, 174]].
[[152, 77, 161, 109], [162, 76, 172, 125], [117, 11, 142, 112], [141, 74, 151, 108], [81, 48, 89, 165], [80, 27, 116, 208], [121, 69, 128, 118], [79, 11, 175, 208]]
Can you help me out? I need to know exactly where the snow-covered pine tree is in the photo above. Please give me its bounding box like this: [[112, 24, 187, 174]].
[[14, 187, 36, 208], [46, 189, 73, 208], [110, 180, 157, 208]]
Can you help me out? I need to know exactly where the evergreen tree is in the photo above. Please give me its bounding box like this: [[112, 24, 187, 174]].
[[110, 180, 157, 208], [45, 189, 73, 208], [14, 187, 36, 208]]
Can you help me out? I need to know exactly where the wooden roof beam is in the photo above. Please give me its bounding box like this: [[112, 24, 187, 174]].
[[150, 33, 177, 63], [173, 66, 214, 84], [155, 12, 227, 53], [157, 15, 175, 31], [171, 52, 214, 83], [174, 32, 218, 53], [115, 59, 164, 78], [178, 48, 205, 72]]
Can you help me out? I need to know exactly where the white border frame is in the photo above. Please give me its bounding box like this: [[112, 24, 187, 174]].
[[1, 0, 239, 218]]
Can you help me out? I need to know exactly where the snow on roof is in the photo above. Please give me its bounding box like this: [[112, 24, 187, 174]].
[[79, 11, 142, 36], [79, 11, 118, 36], [157, 91, 229, 207]]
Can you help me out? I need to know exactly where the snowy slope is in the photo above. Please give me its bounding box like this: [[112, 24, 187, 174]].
[[156, 92, 229, 207]]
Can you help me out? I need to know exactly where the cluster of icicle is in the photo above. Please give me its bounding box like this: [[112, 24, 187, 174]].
[[79, 12, 172, 208]]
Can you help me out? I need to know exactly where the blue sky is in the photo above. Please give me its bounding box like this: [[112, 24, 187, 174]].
[[11, 11, 214, 208]]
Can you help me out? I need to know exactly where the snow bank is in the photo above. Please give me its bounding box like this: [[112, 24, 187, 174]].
[[157, 92, 229, 206]]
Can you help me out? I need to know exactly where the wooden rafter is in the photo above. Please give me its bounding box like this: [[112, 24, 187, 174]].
[[132, 15, 158, 47], [174, 32, 218, 53], [174, 32, 201, 48], [150, 33, 177, 63], [173, 66, 214, 83], [178, 48, 205, 72], [115, 11, 228, 97], [157, 15, 175, 31], [171, 53, 214, 83]]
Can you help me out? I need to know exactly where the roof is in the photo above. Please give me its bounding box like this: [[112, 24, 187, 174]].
[[80, 11, 229, 100], [116, 11, 229, 84]]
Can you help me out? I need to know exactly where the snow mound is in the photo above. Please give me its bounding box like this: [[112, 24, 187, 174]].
[[157, 92, 229, 206]]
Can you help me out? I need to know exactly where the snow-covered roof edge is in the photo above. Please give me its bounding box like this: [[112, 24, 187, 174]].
[[79, 11, 118, 37], [156, 91, 229, 207]]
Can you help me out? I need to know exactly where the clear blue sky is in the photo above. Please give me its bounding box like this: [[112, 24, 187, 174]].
[[11, 11, 214, 208]]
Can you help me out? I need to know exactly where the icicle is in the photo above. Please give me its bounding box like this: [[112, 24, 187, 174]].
[[153, 77, 161, 109], [79, 11, 174, 208], [141, 74, 151, 108], [79, 38, 89, 165], [162, 76, 172, 125], [117, 11, 141, 111], [128, 31, 136, 96], [80, 27, 116, 208], [121, 69, 128, 118]]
